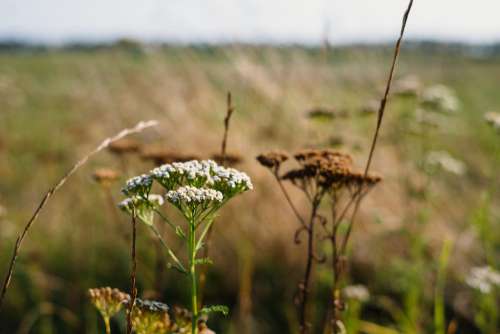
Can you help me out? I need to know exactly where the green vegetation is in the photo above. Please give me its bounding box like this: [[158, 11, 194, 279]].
[[0, 44, 499, 333]]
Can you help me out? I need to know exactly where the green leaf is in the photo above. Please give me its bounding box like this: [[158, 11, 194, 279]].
[[194, 258, 213, 266], [201, 305, 229, 317], [175, 226, 186, 239]]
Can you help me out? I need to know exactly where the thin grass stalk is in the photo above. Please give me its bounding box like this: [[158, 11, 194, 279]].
[[340, 0, 414, 256], [199, 92, 235, 305], [298, 200, 320, 334], [126, 211, 138, 334], [0, 120, 158, 311]]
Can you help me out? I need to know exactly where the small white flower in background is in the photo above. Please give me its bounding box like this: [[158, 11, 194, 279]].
[[118, 194, 164, 226], [122, 174, 153, 196], [484, 111, 500, 131], [466, 266, 500, 294], [166, 186, 223, 205], [421, 85, 460, 113], [426, 151, 466, 175], [343, 284, 370, 302]]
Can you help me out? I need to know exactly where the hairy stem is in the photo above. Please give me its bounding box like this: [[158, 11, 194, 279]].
[[126, 213, 138, 334], [189, 219, 199, 334]]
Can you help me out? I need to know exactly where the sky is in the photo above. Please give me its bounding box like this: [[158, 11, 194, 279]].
[[1, 0, 499, 45]]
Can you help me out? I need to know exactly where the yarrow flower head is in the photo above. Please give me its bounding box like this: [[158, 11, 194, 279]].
[[151, 160, 252, 198], [466, 266, 500, 294], [166, 186, 223, 219], [122, 174, 153, 197], [118, 194, 164, 226]]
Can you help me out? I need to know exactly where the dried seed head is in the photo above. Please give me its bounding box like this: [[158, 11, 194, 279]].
[[129, 298, 171, 334], [108, 138, 141, 155], [92, 168, 120, 186], [211, 153, 243, 166], [256, 151, 289, 169], [88, 287, 130, 319]]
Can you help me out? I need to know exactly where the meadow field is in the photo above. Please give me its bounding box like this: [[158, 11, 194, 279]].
[[0, 43, 499, 333]]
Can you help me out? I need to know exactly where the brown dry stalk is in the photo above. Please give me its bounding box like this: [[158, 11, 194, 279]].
[[199, 92, 235, 305], [126, 212, 138, 334], [340, 0, 414, 256], [0, 120, 158, 311], [220, 92, 235, 165]]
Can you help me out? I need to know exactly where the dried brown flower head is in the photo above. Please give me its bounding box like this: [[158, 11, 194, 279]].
[[88, 287, 129, 319], [92, 168, 120, 186], [306, 107, 348, 121], [140, 146, 200, 166], [343, 171, 382, 187], [130, 298, 171, 334], [211, 153, 243, 166], [256, 151, 289, 169], [108, 138, 141, 155]]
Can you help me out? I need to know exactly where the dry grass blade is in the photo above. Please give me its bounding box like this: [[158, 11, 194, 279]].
[[340, 0, 414, 255], [0, 120, 158, 310], [220, 92, 235, 165]]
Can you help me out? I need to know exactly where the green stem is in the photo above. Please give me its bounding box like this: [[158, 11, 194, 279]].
[[189, 219, 199, 334], [104, 316, 111, 334]]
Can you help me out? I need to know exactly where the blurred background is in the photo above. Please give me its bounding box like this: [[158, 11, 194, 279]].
[[1, 1, 500, 333]]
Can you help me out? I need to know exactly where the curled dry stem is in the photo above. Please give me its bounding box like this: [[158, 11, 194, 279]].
[[0, 120, 158, 311]]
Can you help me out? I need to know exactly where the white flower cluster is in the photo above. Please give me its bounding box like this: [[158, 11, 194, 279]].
[[421, 85, 460, 113], [118, 194, 164, 211], [122, 174, 153, 196], [465, 266, 500, 294], [151, 160, 253, 194], [118, 194, 164, 226], [484, 111, 500, 131], [166, 186, 223, 205], [426, 151, 466, 176], [343, 285, 370, 302]]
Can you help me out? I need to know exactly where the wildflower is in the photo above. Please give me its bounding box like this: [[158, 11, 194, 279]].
[[122, 174, 153, 197], [130, 298, 171, 334], [466, 266, 500, 294], [421, 85, 459, 113], [88, 287, 130, 320], [119, 194, 164, 226], [393, 75, 421, 97], [151, 160, 252, 197], [484, 111, 500, 131], [256, 151, 289, 169], [343, 285, 370, 302], [92, 168, 120, 187], [426, 151, 466, 175], [166, 186, 223, 218]]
